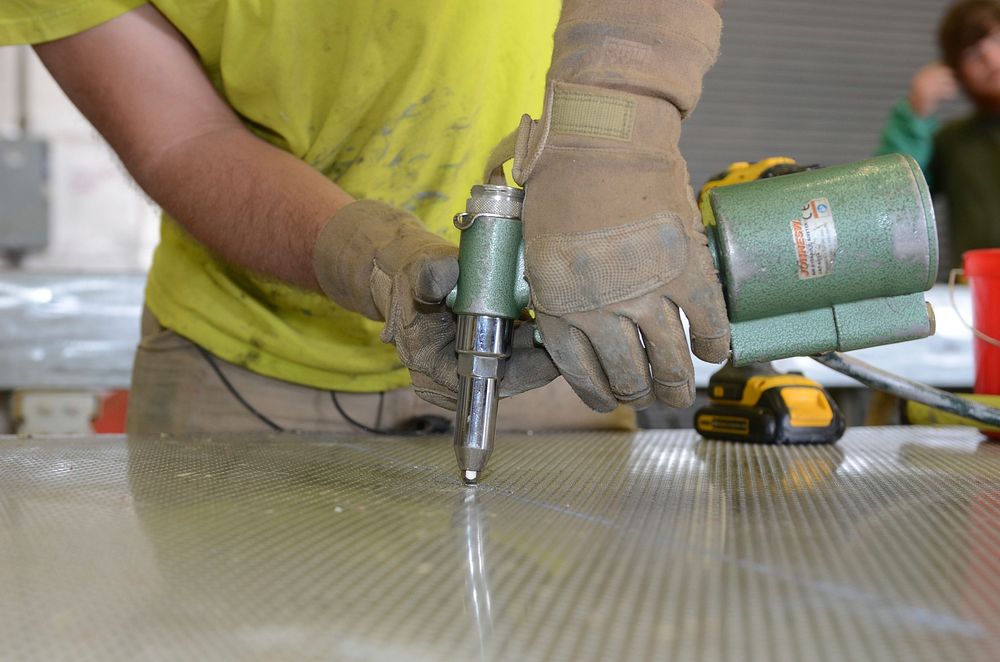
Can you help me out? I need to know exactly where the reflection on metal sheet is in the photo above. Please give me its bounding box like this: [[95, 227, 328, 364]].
[[1, 428, 998, 660]]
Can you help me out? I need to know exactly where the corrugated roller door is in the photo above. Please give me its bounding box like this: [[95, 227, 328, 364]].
[[682, 0, 967, 188]]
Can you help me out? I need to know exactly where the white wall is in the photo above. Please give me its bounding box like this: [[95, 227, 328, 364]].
[[0, 46, 159, 273]]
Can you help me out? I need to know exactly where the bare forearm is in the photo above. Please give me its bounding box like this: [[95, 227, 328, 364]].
[[33, 5, 351, 291], [135, 126, 352, 290]]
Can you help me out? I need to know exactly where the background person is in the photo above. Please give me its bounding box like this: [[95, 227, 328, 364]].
[[877, 0, 1000, 271]]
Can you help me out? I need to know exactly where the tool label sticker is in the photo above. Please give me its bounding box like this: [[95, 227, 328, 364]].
[[790, 198, 837, 279]]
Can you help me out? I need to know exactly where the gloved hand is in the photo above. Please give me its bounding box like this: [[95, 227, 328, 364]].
[[513, 0, 730, 412], [314, 200, 557, 409]]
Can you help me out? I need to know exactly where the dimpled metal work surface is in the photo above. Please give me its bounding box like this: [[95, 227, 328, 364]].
[[2, 428, 999, 661]]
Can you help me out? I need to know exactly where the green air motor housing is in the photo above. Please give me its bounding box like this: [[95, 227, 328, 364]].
[[703, 154, 938, 366]]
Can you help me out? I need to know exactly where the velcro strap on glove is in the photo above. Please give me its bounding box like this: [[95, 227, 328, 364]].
[[513, 82, 680, 187]]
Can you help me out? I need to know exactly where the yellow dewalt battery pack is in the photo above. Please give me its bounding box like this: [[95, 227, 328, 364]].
[[695, 361, 845, 444]]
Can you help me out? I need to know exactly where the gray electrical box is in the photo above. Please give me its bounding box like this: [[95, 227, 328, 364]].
[[0, 138, 48, 264]]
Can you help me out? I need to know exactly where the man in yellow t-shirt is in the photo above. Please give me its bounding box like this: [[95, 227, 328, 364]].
[[1, 0, 729, 435]]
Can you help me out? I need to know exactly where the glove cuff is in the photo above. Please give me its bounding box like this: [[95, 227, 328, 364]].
[[313, 199, 421, 320], [549, 0, 722, 115]]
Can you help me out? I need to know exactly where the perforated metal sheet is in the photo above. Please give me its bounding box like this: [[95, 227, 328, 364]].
[[2, 428, 998, 661]]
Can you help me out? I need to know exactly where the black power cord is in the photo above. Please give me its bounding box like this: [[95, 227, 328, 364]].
[[329, 392, 451, 435], [197, 345, 285, 432], [197, 346, 452, 436], [330, 391, 390, 435]]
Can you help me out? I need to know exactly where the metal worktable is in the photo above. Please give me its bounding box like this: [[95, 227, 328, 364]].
[[3, 428, 999, 661]]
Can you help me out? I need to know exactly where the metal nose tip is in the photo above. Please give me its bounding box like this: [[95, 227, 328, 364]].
[[462, 470, 480, 485]]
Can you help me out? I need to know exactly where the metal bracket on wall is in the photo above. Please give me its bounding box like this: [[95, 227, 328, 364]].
[[2, 47, 49, 267], [0, 138, 49, 266]]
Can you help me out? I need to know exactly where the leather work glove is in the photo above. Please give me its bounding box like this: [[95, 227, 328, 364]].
[[314, 200, 557, 410], [512, 0, 730, 412]]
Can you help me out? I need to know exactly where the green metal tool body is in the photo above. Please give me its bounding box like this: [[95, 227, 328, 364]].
[[703, 153, 937, 365], [448, 154, 940, 481], [449, 185, 529, 484]]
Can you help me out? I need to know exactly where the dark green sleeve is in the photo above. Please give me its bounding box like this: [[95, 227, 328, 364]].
[[876, 98, 939, 187]]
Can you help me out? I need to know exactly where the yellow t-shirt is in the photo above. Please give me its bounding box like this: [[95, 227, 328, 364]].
[[1, 1, 558, 392]]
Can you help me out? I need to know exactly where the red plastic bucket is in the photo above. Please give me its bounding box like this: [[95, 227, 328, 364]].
[[964, 248, 1000, 396]]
